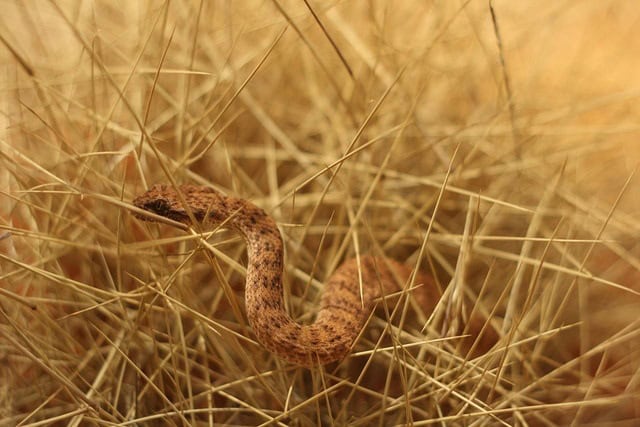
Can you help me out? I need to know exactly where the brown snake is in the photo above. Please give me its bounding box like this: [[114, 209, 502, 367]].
[[133, 184, 441, 367]]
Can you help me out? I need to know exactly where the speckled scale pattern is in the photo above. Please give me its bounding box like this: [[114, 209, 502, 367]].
[[133, 184, 440, 366]]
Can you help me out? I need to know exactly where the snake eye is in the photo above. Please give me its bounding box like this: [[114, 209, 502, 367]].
[[146, 199, 171, 216]]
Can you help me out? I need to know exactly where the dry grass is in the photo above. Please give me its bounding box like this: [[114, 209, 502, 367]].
[[1, 1, 639, 425]]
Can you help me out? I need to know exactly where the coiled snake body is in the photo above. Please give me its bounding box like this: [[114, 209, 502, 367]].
[[133, 184, 440, 367]]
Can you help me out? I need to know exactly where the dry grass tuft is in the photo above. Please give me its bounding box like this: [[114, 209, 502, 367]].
[[1, 1, 639, 425]]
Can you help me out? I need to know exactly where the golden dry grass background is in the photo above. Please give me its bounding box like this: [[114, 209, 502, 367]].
[[1, 1, 639, 426]]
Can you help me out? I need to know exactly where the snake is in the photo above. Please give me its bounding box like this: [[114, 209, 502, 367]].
[[133, 184, 441, 367]]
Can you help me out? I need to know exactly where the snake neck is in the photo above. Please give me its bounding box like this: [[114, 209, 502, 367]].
[[236, 210, 287, 324], [225, 202, 362, 366], [223, 203, 293, 344]]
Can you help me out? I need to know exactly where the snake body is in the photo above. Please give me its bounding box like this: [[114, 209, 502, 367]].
[[133, 184, 439, 366]]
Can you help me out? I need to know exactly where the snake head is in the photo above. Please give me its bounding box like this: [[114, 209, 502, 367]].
[[132, 184, 226, 225]]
